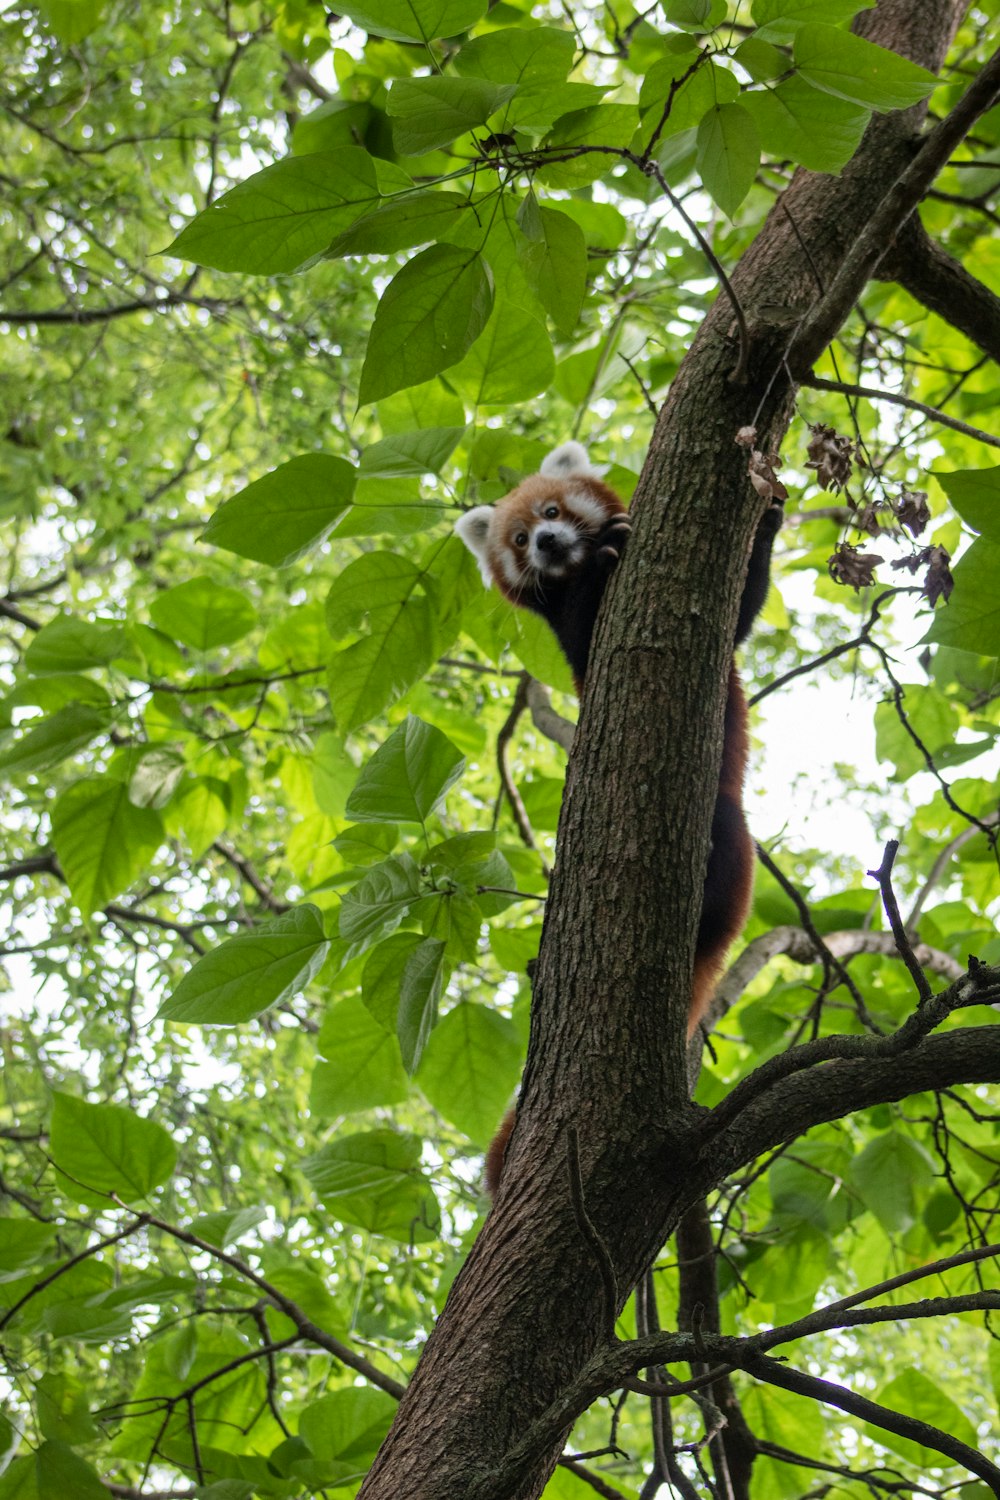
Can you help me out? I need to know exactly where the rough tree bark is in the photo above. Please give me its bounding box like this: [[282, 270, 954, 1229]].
[[357, 4, 998, 1497]]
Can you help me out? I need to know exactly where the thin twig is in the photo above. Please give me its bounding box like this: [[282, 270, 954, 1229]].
[[801, 373, 1000, 449], [867, 840, 933, 1003]]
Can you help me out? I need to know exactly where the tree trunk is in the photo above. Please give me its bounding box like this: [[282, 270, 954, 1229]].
[[357, 5, 971, 1496]]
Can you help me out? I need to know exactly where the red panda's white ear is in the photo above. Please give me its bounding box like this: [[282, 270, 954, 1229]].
[[540, 441, 598, 478], [455, 506, 495, 586]]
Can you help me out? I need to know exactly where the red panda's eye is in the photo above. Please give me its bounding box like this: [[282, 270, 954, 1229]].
[[544, 505, 559, 518], [514, 531, 528, 547]]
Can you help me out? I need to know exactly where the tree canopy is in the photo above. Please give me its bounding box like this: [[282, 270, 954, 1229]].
[[1, 2, 999, 1498]]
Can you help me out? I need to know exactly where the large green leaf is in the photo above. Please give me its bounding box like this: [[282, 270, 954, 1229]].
[[449, 301, 554, 404], [344, 715, 464, 825], [338, 853, 424, 949], [848, 1130, 934, 1233], [298, 1387, 396, 1466], [51, 779, 164, 918], [325, 553, 438, 731], [742, 77, 869, 173], [148, 577, 258, 650], [49, 1092, 176, 1203], [924, 537, 1000, 658], [395, 935, 447, 1071], [639, 57, 738, 140], [359, 244, 494, 405], [417, 1002, 521, 1144], [328, 190, 471, 257], [310, 995, 409, 1113], [203, 455, 357, 566], [301, 1130, 440, 1241], [539, 105, 639, 188], [24, 617, 127, 676], [358, 427, 465, 479], [934, 464, 1000, 538], [870, 1369, 978, 1469], [334, 0, 486, 42], [793, 24, 938, 110], [165, 151, 382, 273], [751, 0, 875, 42], [696, 102, 761, 218], [158, 905, 330, 1025], [387, 76, 517, 155], [516, 202, 587, 336], [454, 25, 586, 127], [0, 703, 110, 778]]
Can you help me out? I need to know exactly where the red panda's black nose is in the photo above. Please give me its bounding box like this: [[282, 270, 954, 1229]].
[[536, 529, 559, 552]]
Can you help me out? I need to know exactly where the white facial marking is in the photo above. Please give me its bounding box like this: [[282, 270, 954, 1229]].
[[497, 546, 524, 591], [527, 519, 585, 575], [563, 488, 609, 532]]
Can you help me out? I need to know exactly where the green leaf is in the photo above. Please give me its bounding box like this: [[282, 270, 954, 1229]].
[[36, 1373, 98, 1445], [516, 204, 587, 336], [743, 77, 869, 172], [396, 935, 447, 1071], [359, 427, 465, 479], [874, 684, 960, 779], [696, 102, 761, 218], [203, 455, 357, 567], [0, 703, 110, 778], [189, 1206, 268, 1249], [163, 778, 230, 860], [870, 1369, 978, 1469], [158, 905, 330, 1025], [454, 26, 585, 128], [732, 37, 787, 82], [848, 1130, 934, 1232], [334, 0, 486, 42], [165, 150, 383, 274], [325, 554, 438, 732], [310, 995, 409, 1113], [24, 617, 127, 676], [666, 0, 726, 29], [35, 1441, 108, 1500], [51, 779, 163, 918], [37, 0, 105, 45], [49, 1093, 176, 1203], [934, 464, 1000, 538], [639, 58, 739, 140], [539, 105, 639, 188], [924, 538, 1000, 658], [417, 1002, 521, 1143], [148, 577, 257, 650], [339, 853, 424, 949], [361, 931, 427, 1029], [359, 244, 494, 405], [301, 1129, 440, 1241], [0, 1219, 56, 1280], [328, 190, 470, 257], [298, 1387, 396, 1465], [794, 24, 938, 111], [345, 715, 464, 824], [449, 300, 554, 405], [387, 77, 518, 155], [751, 0, 875, 42]]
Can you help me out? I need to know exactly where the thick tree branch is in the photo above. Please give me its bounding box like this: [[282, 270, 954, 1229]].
[[789, 43, 1000, 371], [879, 213, 1000, 363], [736, 1350, 1000, 1490]]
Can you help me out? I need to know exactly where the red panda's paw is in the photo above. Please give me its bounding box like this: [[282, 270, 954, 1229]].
[[594, 517, 631, 569]]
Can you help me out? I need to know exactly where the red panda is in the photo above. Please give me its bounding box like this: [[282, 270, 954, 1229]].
[[456, 442, 781, 1195]]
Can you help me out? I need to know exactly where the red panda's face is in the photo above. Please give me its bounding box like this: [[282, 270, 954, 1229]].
[[490, 477, 613, 593], [456, 469, 624, 600]]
